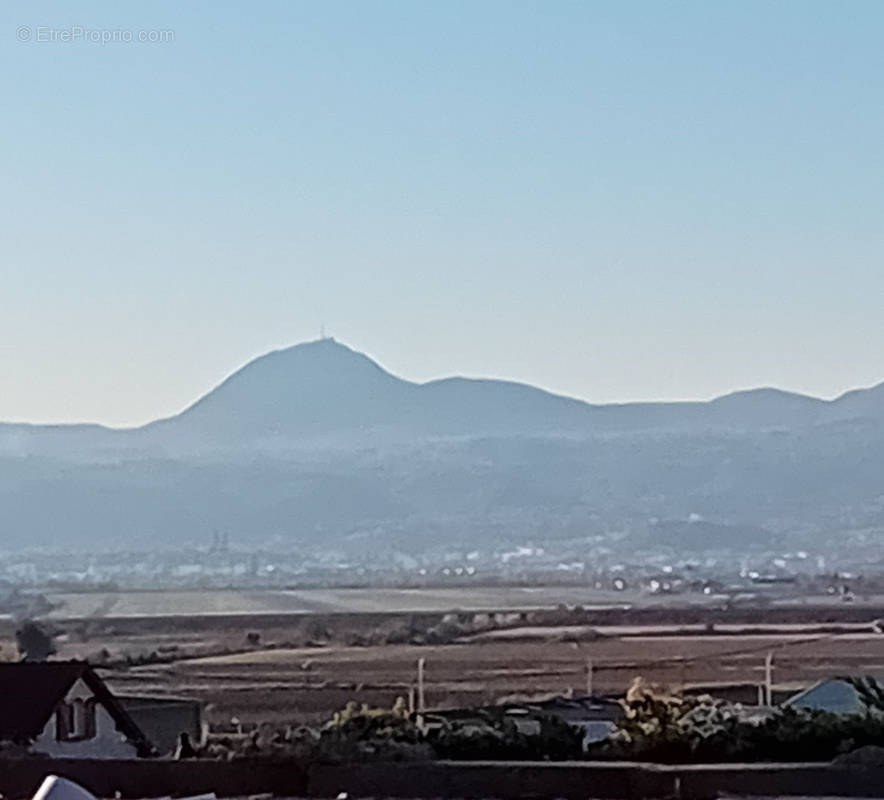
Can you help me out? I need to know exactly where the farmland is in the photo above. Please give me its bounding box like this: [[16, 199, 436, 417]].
[[39, 585, 664, 619], [6, 586, 884, 730], [36, 584, 884, 621], [104, 629, 884, 728]]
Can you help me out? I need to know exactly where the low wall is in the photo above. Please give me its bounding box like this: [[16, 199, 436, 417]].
[[3, 757, 884, 800], [675, 762, 884, 800], [309, 760, 673, 799]]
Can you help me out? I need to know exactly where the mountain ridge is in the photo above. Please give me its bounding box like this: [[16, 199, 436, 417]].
[[2, 338, 884, 552], [141, 338, 884, 439], [4, 338, 883, 437]]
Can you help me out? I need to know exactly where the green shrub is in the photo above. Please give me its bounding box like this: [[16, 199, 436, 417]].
[[591, 679, 884, 763], [429, 711, 583, 761]]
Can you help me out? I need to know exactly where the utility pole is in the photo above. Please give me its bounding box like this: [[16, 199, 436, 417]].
[[585, 658, 594, 697], [764, 651, 774, 705], [417, 657, 426, 713]]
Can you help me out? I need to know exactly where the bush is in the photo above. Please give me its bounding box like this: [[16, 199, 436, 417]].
[[230, 700, 431, 763], [319, 701, 431, 762], [15, 620, 56, 662], [222, 699, 582, 764], [429, 711, 583, 761], [591, 678, 884, 763]]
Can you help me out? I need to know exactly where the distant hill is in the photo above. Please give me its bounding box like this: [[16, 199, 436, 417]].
[[140, 339, 884, 443], [2, 338, 884, 552], [144, 338, 597, 443]]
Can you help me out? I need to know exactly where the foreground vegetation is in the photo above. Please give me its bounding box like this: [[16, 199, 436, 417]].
[[213, 700, 584, 763], [202, 678, 884, 765]]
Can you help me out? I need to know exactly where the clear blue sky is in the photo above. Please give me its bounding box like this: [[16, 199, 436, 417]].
[[4, 1, 884, 426]]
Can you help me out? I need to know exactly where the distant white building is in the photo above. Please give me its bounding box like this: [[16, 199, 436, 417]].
[[0, 661, 153, 758]]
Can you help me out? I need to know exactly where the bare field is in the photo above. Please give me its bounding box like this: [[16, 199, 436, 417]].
[[10, 587, 884, 730], [99, 627, 884, 727], [41, 586, 884, 621], [42, 586, 650, 619]]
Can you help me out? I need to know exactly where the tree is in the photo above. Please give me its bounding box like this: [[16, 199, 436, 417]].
[[16, 620, 56, 662], [845, 676, 884, 711]]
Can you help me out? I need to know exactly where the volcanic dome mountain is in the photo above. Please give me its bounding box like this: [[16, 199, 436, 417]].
[[144, 338, 883, 441], [2, 338, 884, 552], [148, 337, 598, 442]]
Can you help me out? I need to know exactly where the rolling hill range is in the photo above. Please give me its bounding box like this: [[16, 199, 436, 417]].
[[2, 338, 884, 553]]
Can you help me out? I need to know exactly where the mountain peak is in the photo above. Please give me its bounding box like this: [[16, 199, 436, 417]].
[[265, 336, 358, 361], [171, 338, 411, 435]]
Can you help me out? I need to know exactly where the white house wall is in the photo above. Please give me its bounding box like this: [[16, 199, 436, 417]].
[[31, 679, 138, 759]]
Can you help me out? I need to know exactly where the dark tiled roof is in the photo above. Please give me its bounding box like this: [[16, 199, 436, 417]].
[[430, 694, 622, 722], [0, 661, 153, 753]]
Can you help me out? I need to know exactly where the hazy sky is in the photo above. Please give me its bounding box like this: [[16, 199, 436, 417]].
[[4, 1, 884, 426]]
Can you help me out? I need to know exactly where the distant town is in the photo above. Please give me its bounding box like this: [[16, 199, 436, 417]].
[[3, 525, 883, 613]]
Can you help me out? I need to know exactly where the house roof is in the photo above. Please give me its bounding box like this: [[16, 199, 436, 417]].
[[0, 661, 153, 753], [784, 676, 884, 714], [785, 677, 858, 714]]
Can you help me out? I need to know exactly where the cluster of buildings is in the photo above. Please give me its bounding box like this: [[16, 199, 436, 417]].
[[0, 535, 877, 597]]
